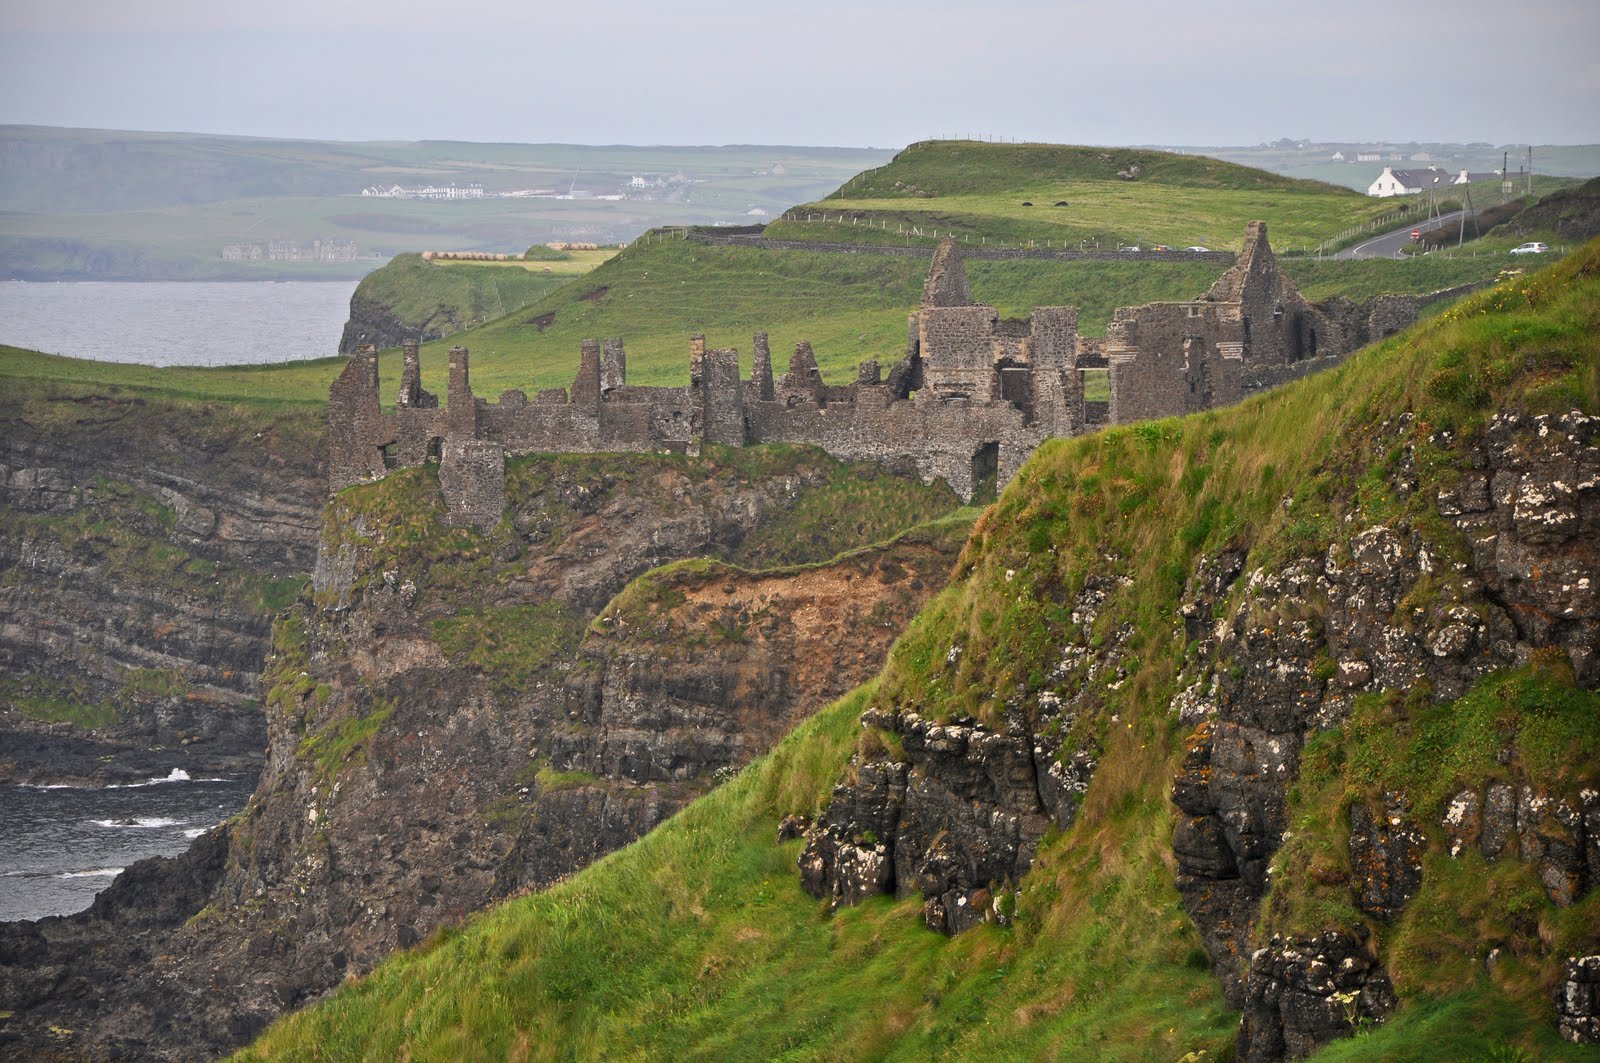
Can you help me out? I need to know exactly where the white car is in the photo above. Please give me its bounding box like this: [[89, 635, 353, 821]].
[[1510, 242, 1548, 255], [1184, 246, 1210, 253]]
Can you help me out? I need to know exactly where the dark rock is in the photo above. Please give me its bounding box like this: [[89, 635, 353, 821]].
[[1559, 955, 1600, 1045], [1347, 795, 1426, 922], [1238, 931, 1396, 1062]]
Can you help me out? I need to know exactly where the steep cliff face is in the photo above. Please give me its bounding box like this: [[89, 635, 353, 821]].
[[0, 445, 962, 1059], [800, 255, 1600, 1058], [0, 384, 323, 783]]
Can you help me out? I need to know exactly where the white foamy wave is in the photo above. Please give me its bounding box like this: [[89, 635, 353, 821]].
[[57, 867, 123, 879], [90, 817, 183, 830], [183, 827, 212, 839], [107, 768, 193, 789]]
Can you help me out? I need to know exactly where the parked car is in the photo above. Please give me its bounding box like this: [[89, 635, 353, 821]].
[[1118, 245, 1140, 253], [1184, 246, 1210, 252], [1152, 245, 1173, 252], [1510, 242, 1548, 255]]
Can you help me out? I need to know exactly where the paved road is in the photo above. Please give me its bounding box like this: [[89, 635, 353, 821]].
[[1337, 209, 1472, 259]]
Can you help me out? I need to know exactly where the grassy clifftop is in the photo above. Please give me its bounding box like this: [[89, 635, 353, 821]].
[[768, 139, 1406, 254], [236, 241, 1599, 1060], [830, 140, 1341, 198]]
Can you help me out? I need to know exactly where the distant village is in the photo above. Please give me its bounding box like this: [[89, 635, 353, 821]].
[[358, 162, 787, 214], [220, 237, 363, 262]]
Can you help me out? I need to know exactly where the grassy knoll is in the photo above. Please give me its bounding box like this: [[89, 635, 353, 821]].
[[764, 140, 1407, 254], [348, 253, 579, 336], [239, 244, 1600, 1061]]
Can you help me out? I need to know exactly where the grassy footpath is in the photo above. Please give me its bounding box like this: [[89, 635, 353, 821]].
[[237, 243, 1600, 1061]]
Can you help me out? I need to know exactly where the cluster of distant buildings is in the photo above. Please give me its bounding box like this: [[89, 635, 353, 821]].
[[220, 238, 361, 262], [361, 184, 487, 199]]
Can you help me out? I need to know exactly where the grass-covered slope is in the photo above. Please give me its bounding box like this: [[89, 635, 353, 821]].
[[341, 253, 580, 348], [343, 237, 1515, 400], [765, 140, 1410, 255], [237, 242, 1599, 1060]]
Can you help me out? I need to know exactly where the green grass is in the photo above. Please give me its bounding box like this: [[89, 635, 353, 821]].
[[235, 248, 1600, 1062], [236, 683, 1238, 1063], [0, 673, 120, 730], [432, 602, 587, 694], [298, 698, 397, 784], [366, 237, 1511, 405], [348, 253, 579, 339]]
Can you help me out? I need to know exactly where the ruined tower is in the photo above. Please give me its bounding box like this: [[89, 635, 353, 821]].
[[397, 339, 438, 409]]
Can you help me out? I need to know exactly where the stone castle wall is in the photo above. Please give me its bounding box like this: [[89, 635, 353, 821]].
[[327, 224, 1427, 528]]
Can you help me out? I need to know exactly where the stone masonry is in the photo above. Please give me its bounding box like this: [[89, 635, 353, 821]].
[[327, 224, 1423, 528]]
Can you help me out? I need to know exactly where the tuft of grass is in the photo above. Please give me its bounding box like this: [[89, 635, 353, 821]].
[[431, 603, 586, 694], [297, 698, 397, 785]]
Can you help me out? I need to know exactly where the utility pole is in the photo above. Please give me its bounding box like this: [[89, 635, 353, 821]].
[[1526, 146, 1534, 196]]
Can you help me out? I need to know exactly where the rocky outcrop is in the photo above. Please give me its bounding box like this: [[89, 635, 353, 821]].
[[0, 388, 323, 783], [1236, 929, 1397, 1062], [798, 567, 1117, 933], [1559, 955, 1600, 1044], [0, 448, 961, 1060], [337, 285, 443, 354], [795, 396, 1598, 1059], [1171, 408, 1598, 1057]]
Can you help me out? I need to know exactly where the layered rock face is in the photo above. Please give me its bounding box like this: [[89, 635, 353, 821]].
[[0, 449, 961, 1059], [0, 391, 323, 783], [798, 405, 1599, 1060]]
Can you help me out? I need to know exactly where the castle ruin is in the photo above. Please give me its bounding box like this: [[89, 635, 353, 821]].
[[328, 223, 1422, 528]]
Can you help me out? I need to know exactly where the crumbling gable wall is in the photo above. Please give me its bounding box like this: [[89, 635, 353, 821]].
[[1203, 220, 1322, 369], [327, 344, 392, 490]]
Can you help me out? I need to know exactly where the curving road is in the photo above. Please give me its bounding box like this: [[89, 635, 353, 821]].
[[1337, 209, 1472, 259]]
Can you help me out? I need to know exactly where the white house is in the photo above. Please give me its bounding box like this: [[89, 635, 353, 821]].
[[1367, 166, 1456, 198]]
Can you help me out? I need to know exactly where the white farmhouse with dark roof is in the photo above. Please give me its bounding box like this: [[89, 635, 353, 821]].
[[1367, 166, 1456, 197]]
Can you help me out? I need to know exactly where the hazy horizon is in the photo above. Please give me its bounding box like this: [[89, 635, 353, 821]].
[[1, 0, 1596, 149]]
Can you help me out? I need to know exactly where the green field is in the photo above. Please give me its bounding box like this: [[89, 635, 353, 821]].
[[0, 240, 1522, 412]]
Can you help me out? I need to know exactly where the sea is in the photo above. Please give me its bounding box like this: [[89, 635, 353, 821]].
[[0, 279, 359, 366], [0, 771, 258, 922], [1, 279, 357, 923]]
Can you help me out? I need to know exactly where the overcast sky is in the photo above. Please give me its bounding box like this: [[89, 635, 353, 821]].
[[2, 0, 1596, 147]]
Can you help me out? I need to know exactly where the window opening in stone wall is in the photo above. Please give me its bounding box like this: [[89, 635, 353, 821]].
[[970, 442, 999, 504], [427, 437, 443, 464], [378, 443, 396, 469], [1080, 367, 1110, 405], [1308, 328, 1318, 357]]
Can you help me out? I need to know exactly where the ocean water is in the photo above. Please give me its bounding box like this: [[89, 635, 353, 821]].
[[0, 771, 257, 922], [0, 279, 359, 366]]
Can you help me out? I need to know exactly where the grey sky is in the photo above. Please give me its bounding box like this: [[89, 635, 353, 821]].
[[2, 0, 1596, 146]]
